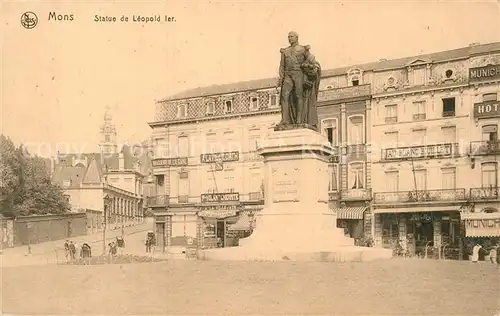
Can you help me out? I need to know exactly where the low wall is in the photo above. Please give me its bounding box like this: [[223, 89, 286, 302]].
[[11, 213, 87, 246]]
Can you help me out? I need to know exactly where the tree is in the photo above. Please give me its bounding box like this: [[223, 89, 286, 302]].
[[0, 135, 70, 217]]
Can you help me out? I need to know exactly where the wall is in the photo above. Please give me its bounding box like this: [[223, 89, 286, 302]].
[[12, 213, 87, 246]]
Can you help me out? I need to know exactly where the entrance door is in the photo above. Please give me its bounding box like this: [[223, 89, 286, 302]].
[[216, 220, 225, 248], [156, 223, 165, 253], [414, 222, 433, 256]]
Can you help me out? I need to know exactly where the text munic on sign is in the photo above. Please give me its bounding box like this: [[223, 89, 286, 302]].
[[469, 64, 500, 81], [200, 151, 239, 163]]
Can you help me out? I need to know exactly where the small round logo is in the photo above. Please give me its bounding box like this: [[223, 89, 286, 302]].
[[21, 12, 38, 29]]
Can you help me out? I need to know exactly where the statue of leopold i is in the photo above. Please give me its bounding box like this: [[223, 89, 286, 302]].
[[276, 31, 322, 130]]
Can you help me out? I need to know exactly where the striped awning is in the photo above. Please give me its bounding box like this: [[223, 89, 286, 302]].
[[333, 206, 367, 219], [228, 211, 256, 231]]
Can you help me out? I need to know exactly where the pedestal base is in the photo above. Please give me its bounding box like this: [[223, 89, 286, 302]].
[[198, 128, 392, 263], [198, 246, 392, 262]]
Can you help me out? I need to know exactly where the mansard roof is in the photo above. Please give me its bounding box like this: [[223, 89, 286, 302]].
[[159, 42, 500, 103]]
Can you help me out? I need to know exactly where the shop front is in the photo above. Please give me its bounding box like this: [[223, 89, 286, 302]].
[[374, 206, 462, 259], [332, 204, 368, 240], [460, 204, 500, 261], [228, 205, 262, 240], [197, 193, 241, 249]]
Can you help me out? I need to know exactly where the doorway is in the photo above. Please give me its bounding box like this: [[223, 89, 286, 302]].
[[216, 220, 225, 247], [156, 223, 165, 252], [411, 221, 434, 256]]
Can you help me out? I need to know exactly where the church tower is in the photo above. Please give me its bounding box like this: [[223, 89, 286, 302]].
[[99, 106, 118, 154]]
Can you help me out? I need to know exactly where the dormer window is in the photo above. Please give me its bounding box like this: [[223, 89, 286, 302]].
[[347, 68, 363, 86], [177, 103, 187, 118], [250, 95, 259, 110], [206, 102, 215, 116], [224, 100, 233, 114]]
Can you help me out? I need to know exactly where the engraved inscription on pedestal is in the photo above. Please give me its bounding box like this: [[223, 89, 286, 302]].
[[272, 167, 300, 202]]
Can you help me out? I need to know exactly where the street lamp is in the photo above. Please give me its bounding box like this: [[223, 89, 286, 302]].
[[103, 193, 112, 255]]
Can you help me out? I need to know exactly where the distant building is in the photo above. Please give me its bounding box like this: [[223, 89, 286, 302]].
[[52, 107, 154, 232]]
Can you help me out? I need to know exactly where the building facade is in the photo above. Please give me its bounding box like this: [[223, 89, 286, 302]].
[[371, 43, 500, 259], [150, 42, 500, 256], [52, 107, 153, 232]]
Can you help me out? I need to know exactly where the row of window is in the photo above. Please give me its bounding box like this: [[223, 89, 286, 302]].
[[383, 93, 497, 124], [176, 93, 280, 119], [155, 169, 263, 196], [381, 163, 497, 192]]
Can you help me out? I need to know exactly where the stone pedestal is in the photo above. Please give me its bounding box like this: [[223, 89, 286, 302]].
[[198, 128, 392, 262]]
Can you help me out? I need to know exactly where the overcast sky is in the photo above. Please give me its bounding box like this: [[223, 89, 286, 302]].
[[2, 1, 499, 157]]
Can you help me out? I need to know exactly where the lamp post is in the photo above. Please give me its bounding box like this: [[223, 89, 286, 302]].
[[103, 194, 112, 255]]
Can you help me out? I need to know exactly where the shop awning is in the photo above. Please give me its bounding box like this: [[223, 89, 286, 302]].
[[228, 211, 256, 231], [333, 206, 367, 219], [373, 205, 459, 214], [462, 212, 500, 237]]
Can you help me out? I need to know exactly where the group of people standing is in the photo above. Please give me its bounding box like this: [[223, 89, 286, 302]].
[[471, 242, 499, 263], [64, 240, 92, 261]]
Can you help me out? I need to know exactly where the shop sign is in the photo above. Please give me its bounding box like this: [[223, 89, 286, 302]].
[[465, 218, 500, 237], [198, 209, 237, 219], [152, 157, 188, 167], [200, 151, 239, 163], [200, 204, 239, 211], [473, 101, 500, 119], [201, 192, 240, 203], [409, 213, 433, 222], [382, 143, 455, 161], [469, 64, 500, 82]]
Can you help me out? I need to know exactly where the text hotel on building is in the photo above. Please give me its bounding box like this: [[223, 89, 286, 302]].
[[147, 42, 500, 258]]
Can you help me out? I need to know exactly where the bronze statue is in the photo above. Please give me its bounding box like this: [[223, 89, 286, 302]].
[[276, 31, 321, 130]]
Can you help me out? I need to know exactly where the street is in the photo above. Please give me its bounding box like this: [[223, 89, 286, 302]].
[[0, 220, 155, 267], [1, 258, 498, 315]]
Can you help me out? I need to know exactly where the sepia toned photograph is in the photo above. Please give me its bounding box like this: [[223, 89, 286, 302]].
[[1, 1, 500, 315]]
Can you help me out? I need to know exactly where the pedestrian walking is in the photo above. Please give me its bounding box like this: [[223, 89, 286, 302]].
[[64, 240, 70, 261], [69, 241, 76, 261], [489, 244, 498, 264], [471, 243, 482, 263]]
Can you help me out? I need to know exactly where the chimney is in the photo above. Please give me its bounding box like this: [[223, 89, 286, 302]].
[[119, 152, 124, 170]]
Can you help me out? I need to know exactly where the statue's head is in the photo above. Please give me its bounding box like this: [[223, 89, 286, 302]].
[[288, 31, 299, 45]]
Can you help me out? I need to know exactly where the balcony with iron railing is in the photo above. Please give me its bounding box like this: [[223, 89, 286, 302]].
[[442, 110, 455, 117], [469, 187, 500, 200], [341, 188, 372, 201], [248, 191, 264, 201], [373, 189, 467, 204], [469, 140, 500, 156], [147, 195, 169, 207]]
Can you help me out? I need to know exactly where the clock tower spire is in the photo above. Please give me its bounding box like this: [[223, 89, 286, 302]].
[[99, 105, 117, 154]]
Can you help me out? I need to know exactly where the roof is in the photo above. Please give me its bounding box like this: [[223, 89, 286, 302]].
[[160, 42, 500, 102], [51, 165, 86, 187], [57, 144, 152, 173]]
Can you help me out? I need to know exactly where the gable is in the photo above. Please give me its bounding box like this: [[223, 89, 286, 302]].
[[82, 156, 102, 184], [407, 58, 431, 66]]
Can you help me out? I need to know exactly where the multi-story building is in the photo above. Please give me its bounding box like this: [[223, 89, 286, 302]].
[[150, 42, 500, 256], [52, 107, 153, 232], [317, 70, 372, 241], [371, 42, 500, 259]]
